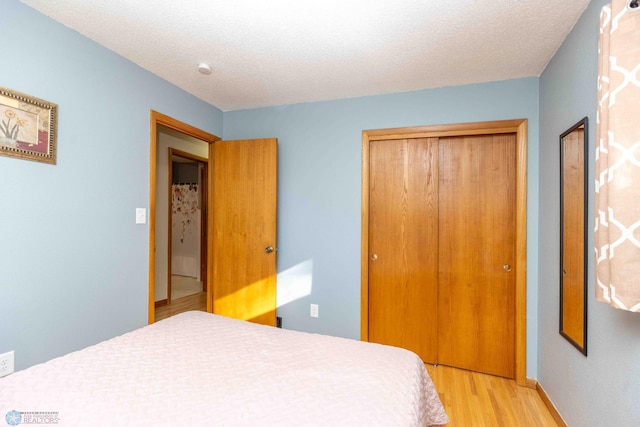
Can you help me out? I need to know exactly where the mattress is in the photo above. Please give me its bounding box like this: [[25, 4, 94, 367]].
[[0, 311, 448, 426]]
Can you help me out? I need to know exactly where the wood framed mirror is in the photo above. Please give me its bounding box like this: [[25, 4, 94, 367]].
[[559, 116, 588, 355]]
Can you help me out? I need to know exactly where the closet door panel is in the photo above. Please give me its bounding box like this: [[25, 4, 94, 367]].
[[437, 134, 516, 378], [368, 138, 439, 363]]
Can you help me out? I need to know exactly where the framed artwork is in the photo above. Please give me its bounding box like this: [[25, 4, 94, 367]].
[[0, 87, 57, 165]]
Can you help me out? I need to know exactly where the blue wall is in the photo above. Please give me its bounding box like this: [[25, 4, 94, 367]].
[[13, 7, 640, 423], [539, 0, 640, 425], [0, 1, 223, 370], [224, 79, 541, 378]]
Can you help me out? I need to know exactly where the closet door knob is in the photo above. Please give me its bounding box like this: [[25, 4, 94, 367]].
[[265, 246, 275, 254], [370, 254, 378, 261], [503, 264, 512, 272]]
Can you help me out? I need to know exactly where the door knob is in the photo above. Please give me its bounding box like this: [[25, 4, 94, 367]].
[[503, 264, 512, 272], [370, 254, 378, 261], [265, 246, 275, 254]]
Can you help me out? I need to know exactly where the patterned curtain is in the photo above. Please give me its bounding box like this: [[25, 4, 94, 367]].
[[595, 1, 640, 312], [172, 184, 200, 244]]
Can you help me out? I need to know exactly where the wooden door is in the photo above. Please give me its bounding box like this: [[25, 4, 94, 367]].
[[212, 138, 278, 326], [366, 131, 518, 379], [368, 138, 439, 363], [437, 134, 516, 378]]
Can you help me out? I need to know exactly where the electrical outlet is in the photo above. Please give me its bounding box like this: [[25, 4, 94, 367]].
[[310, 304, 319, 318], [0, 351, 14, 377]]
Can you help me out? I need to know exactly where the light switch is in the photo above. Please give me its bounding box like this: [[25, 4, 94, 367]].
[[136, 208, 146, 224]]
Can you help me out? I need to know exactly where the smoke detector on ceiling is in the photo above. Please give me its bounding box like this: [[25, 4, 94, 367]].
[[197, 63, 212, 75]]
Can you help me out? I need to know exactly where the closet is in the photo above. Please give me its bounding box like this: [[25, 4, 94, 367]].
[[361, 120, 528, 383]]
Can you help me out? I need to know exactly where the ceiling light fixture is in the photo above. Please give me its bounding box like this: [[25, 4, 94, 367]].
[[197, 63, 212, 75]]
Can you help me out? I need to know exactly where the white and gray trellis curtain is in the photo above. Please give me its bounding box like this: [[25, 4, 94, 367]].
[[595, 0, 640, 312]]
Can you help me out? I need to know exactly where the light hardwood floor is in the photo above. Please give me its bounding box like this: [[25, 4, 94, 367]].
[[155, 295, 559, 426], [427, 364, 559, 426], [155, 291, 206, 322]]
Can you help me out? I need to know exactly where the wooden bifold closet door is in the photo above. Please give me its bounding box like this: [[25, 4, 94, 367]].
[[368, 138, 440, 363], [367, 132, 516, 379]]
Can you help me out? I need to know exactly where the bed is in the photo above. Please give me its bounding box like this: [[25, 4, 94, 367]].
[[0, 311, 448, 426]]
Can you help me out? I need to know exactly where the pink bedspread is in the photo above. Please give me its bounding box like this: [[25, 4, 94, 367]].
[[0, 311, 448, 426]]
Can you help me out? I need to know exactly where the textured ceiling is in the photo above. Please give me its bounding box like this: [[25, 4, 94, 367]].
[[20, 0, 590, 111]]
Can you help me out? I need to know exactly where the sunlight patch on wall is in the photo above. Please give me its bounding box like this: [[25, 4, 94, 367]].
[[277, 259, 313, 307]]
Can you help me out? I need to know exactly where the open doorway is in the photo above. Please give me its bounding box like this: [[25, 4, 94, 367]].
[[148, 113, 219, 324], [148, 111, 277, 326], [168, 150, 208, 304]]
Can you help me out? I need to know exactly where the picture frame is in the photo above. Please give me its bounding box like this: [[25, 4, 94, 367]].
[[0, 87, 57, 165]]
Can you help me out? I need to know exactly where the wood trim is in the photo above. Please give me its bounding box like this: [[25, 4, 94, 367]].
[[169, 149, 209, 164], [364, 120, 524, 141], [148, 110, 220, 325], [536, 381, 568, 427], [515, 119, 528, 386], [154, 299, 168, 308], [167, 148, 174, 305], [360, 130, 370, 342], [361, 119, 528, 385], [525, 377, 538, 389], [207, 142, 215, 314], [152, 111, 218, 142], [148, 114, 158, 324]]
